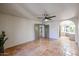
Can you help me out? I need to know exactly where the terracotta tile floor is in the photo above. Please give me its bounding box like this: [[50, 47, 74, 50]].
[[4, 36, 79, 56]]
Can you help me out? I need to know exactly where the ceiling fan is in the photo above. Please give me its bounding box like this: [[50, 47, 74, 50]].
[[37, 12, 56, 21]]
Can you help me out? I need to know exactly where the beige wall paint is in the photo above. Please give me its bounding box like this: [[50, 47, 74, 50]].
[[0, 13, 40, 49]]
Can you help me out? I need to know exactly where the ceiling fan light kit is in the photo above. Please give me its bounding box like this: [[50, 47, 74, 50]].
[[44, 19, 49, 22]]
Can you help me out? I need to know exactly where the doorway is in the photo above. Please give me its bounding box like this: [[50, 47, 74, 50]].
[[59, 20, 76, 41], [34, 24, 49, 40]]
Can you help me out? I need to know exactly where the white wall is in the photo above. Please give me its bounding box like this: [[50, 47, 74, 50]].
[[46, 20, 60, 39], [0, 13, 40, 49], [77, 16, 79, 47]]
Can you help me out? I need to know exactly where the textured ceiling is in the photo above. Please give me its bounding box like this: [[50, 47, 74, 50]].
[[0, 3, 78, 21]]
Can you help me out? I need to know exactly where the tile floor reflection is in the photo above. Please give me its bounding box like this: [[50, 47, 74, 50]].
[[60, 36, 79, 56]]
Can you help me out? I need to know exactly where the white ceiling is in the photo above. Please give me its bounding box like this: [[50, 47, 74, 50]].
[[0, 3, 78, 21]]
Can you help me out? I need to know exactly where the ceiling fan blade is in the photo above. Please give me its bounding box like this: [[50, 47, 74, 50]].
[[48, 16, 56, 18], [37, 17, 44, 19], [48, 18, 52, 20]]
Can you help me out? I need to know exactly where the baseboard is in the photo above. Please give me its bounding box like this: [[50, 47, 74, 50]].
[[5, 39, 35, 50]]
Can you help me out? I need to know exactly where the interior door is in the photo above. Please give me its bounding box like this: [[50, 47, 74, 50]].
[[44, 25, 49, 38], [34, 24, 40, 40], [34, 24, 49, 39]]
